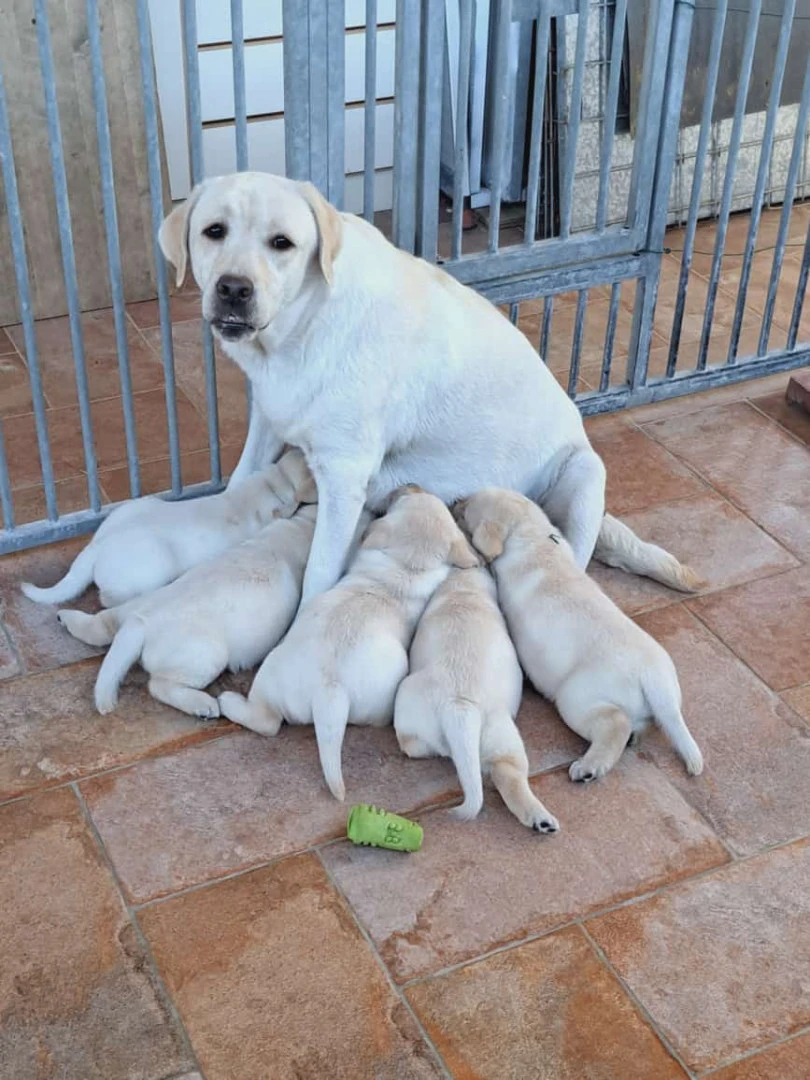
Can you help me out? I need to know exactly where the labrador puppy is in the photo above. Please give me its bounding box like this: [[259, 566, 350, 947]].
[[58, 504, 321, 717], [457, 489, 704, 782], [159, 171, 701, 605], [395, 566, 560, 832], [21, 449, 314, 608], [218, 486, 479, 801]]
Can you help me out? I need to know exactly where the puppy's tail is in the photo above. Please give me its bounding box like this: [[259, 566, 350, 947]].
[[595, 514, 706, 593], [21, 543, 96, 605], [642, 669, 704, 776], [313, 685, 351, 802], [442, 701, 484, 820], [94, 617, 146, 715]]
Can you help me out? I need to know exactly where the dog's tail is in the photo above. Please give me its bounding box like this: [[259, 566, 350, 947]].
[[642, 668, 704, 776], [94, 617, 146, 715], [442, 700, 484, 820], [313, 685, 351, 802], [594, 514, 706, 593], [21, 543, 96, 605]]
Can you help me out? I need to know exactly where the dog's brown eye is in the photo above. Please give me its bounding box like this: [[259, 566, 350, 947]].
[[270, 234, 294, 251], [203, 223, 227, 240]]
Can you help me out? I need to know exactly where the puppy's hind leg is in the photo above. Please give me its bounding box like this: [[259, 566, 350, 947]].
[[149, 677, 220, 719], [562, 705, 632, 782], [539, 447, 606, 569], [218, 690, 283, 735], [312, 685, 351, 802], [483, 713, 559, 833], [58, 608, 119, 646]]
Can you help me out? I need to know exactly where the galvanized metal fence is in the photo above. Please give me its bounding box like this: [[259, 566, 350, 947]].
[[1, 0, 808, 554]]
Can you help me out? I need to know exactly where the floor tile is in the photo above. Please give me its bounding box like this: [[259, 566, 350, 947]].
[[0, 660, 229, 801], [588, 492, 798, 616], [620, 370, 800, 425], [126, 291, 201, 328], [3, 476, 92, 528], [6, 309, 167, 408], [139, 853, 443, 1080], [517, 685, 586, 772], [0, 350, 40, 418], [782, 683, 810, 726], [642, 401, 810, 559], [321, 758, 727, 982], [636, 605, 810, 856], [0, 625, 20, 680], [589, 422, 706, 515], [0, 787, 190, 1078], [750, 389, 810, 444], [99, 442, 242, 504], [407, 926, 686, 1080], [688, 566, 810, 691], [708, 1032, 810, 1080], [588, 839, 810, 1073]]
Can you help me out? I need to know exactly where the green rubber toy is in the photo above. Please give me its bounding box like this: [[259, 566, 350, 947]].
[[347, 804, 423, 852]]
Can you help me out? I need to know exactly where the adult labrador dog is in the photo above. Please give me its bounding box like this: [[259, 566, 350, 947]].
[[159, 171, 700, 603]]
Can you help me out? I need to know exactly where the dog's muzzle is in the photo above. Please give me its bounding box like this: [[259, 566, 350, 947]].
[[211, 273, 257, 340]]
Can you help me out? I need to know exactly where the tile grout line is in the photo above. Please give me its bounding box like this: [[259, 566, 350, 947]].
[[70, 782, 208, 1080], [698, 1020, 810, 1076], [746, 396, 810, 450], [578, 923, 699, 1080], [314, 848, 454, 1080]]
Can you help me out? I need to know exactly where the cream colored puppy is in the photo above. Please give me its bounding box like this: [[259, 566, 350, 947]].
[[21, 449, 314, 608], [58, 504, 320, 717], [395, 566, 560, 832], [457, 490, 704, 782], [219, 487, 479, 800]]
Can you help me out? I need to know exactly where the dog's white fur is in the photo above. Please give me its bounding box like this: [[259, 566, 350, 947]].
[[21, 449, 315, 608], [395, 566, 559, 831], [457, 489, 704, 782], [219, 487, 479, 801], [159, 171, 702, 605], [58, 504, 320, 716]]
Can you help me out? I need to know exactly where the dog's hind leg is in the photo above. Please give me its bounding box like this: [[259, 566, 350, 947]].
[[218, 690, 284, 735], [58, 608, 119, 646], [560, 704, 632, 782], [539, 447, 606, 569], [483, 713, 559, 832], [149, 676, 220, 719]]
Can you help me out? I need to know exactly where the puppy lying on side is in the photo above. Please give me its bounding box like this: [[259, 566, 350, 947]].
[[22, 449, 314, 608], [219, 486, 480, 801], [457, 489, 704, 782], [394, 566, 559, 832], [59, 504, 320, 717]]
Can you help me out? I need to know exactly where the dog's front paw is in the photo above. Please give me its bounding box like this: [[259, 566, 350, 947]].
[[528, 807, 560, 834]]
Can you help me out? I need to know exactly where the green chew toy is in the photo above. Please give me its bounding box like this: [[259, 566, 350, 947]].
[[347, 804, 423, 852]]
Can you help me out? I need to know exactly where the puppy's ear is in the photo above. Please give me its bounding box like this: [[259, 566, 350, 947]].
[[449, 534, 481, 569], [361, 518, 394, 552], [471, 521, 507, 563], [300, 182, 343, 286], [158, 182, 206, 288]]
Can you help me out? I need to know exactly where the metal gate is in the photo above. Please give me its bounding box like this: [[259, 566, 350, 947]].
[[1, 0, 808, 554]]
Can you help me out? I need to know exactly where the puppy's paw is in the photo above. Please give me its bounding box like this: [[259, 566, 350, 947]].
[[196, 701, 220, 720], [528, 809, 560, 834], [684, 748, 704, 776], [569, 757, 609, 783]]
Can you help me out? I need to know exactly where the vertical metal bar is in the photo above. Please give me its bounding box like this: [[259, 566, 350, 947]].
[[760, 62, 810, 356], [182, 0, 221, 484], [487, 0, 512, 253], [325, 0, 346, 208], [363, 0, 378, 222], [696, 0, 762, 372], [136, 0, 182, 495], [523, 9, 551, 244], [34, 0, 101, 511], [0, 69, 57, 521], [595, 0, 628, 232], [231, 0, 249, 171], [600, 281, 621, 391], [392, 0, 421, 251], [666, 0, 728, 378], [788, 223, 810, 351], [417, 0, 445, 261], [86, 0, 140, 499], [451, 0, 474, 260], [567, 289, 587, 397], [559, 3, 589, 240], [0, 421, 13, 530], [540, 294, 553, 361], [728, 0, 796, 364], [282, 0, 311, 180], [509, 302, 519, 325]]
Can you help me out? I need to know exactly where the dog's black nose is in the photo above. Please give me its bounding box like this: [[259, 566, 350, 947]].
[[216, 274, 254, 303]]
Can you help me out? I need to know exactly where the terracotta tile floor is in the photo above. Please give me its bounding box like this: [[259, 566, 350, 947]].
[[1, 212, 810, 1076]]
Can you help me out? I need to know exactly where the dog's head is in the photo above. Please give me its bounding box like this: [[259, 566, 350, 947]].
[[454, 488, 546, 562], [363, 488, 480, 572], [159, 172, 343, 346]]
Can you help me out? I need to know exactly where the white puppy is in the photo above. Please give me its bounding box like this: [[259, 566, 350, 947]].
[[394, 566, 560, 832], [219, 486, 479, 800], [457, 489, 704, 782], [58, 504, 321, 717], [21, 449, 314, 608]]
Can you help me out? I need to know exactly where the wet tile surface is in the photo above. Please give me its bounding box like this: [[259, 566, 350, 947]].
[[140, 853, 443, 1080], [321, 759, 727, 982], [0, 787, 190, 1078], [588, 839, 810, 1073], [407, 926, 687, 1080], [637, 604, 810, 856]]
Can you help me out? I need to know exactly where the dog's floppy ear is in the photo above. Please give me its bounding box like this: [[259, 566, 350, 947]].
[[471, 521, 507, 563], [300, 181, 343, 286], [158, 182, 207, 288], [449, 533, 481, 569], [361, 518, 394, 552]]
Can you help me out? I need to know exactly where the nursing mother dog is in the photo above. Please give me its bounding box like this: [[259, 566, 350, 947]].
[[159, 171, 700, 598]]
